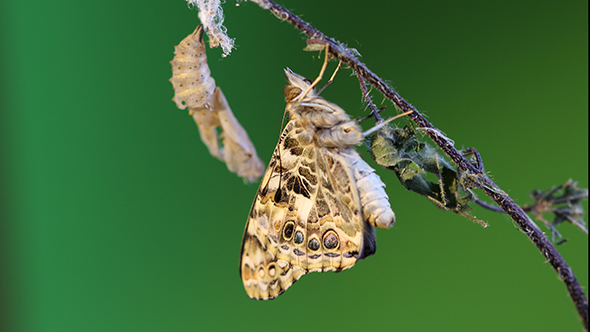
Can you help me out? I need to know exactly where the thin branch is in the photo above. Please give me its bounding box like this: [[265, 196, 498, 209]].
[[474, 197, 505, 212], [249, 0, 588, 328], [476, 180, 589, 240], [355, 74, 383, 122], [357, 105, 386, 123]]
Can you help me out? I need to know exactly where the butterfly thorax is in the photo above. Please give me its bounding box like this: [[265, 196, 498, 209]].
[[284, 81, 362, 149]]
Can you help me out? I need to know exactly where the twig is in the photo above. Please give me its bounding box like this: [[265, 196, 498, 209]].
[[357, 105, 386, 123], [475, 190, 589, 227], [249, 0, 588, 328], [356, 74, 383, 122], [473, 197, 505, 212]]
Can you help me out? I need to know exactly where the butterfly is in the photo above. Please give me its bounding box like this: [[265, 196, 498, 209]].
[[170, 24, 264, 182], [239, 68, 396, 300]]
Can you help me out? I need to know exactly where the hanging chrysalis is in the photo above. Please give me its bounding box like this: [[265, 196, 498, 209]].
[[170, 25, 264, 182]]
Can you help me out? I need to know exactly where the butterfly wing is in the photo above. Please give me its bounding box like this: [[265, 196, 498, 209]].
[[239, 121, 305, 300], [239, 122, 375, 299]]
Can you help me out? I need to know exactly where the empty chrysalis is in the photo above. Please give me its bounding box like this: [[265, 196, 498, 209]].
[[170, 25, 216, 110], [170, 25, 264, 182]]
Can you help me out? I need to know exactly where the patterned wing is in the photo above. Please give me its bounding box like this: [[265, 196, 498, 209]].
[[239, 122, 375, 300]]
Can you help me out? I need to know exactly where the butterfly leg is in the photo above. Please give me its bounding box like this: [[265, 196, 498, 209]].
[[317, 60, 342, 95], [299, 44, 335, 101]]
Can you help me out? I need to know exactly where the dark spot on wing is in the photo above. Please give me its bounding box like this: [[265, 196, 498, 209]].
[[315, 191, 330, 218], [283, 136, 298, 149], [289, 175, 310, 199], [294, 231, 304, 244], [274, 188, 282, 202], [293, 249, 305, 256], [283, 222, 295, 240], [323, 230, 339, 249], [298, 166, 317, 185], [308, 238, 320, 251], [274, 186, 290, 204], [343, 251, 359, 259], [290, 147, 303, 156]]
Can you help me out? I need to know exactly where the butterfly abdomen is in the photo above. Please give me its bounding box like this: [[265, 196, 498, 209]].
[[351, 153, 396, 229]]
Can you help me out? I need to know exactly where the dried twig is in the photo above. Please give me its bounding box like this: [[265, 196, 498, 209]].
[[474, 180, 588, 242]]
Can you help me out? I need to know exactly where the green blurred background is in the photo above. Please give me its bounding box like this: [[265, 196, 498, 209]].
[[1, 0, 587, 331]]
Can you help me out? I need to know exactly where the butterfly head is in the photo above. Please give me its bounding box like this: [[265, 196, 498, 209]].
[[283, 68, 316, 102], [283, 68, 351, 128]]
